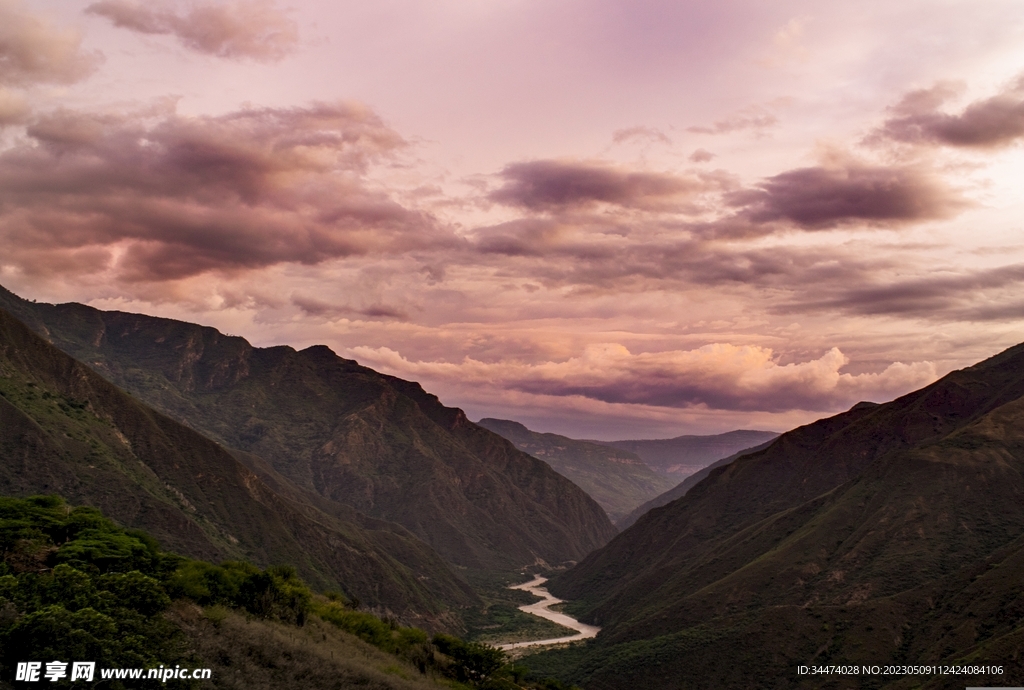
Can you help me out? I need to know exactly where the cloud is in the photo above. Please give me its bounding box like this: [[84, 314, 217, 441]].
[[689, 148, 715, 163], [292, 294, 408, 320], [0, 88, 30, 124], [727, 161, 966, 230], [686, 107, 778, 135], [0, 0, 101, 86], [611, 126, 672, 146], [874, 76, 1024, 149], [777, 263, 1024, 321], [489, 159, 728, 211], [0, 101, 453, 281], [86, 0, 298, 61], [352, 343, 937, 413]]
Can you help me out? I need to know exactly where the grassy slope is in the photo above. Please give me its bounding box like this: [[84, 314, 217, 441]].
[[529, 343, 1024, 689], [477, 419, 672, 524], [0, 285, 616, 573], [171, 605, 460, 690], [0, 307, 477, 624]]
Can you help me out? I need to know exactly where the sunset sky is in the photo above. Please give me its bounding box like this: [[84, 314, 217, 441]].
[[2, 0, 1024, 439]]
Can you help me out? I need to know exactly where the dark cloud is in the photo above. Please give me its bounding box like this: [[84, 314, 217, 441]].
[[468, 212, 888, 292], [86, 0, 298, 61], [292, 295, 407, 320], [0, 0, 101, 86], [727, 162, 966, 230], [778, 263, 1024, 321], [489, 160, 726, 211], [0, 102, 453, 281], [874, 77, 1024, 149]]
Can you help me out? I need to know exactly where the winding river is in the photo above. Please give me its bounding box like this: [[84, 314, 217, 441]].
[[498, 575, 601, 651]]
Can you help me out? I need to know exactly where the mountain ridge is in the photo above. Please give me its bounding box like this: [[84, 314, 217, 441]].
[[535, 341, 1024, 688], [0, 284, 617, 574], [476, 418, 674, 523], [598, 429, 779, 479], [0, 306, 477, 624], [615, 436, 778, 529]]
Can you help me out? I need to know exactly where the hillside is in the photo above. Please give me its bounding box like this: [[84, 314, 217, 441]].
[[535, 344, 1024, 688], [477, 418, 673, 523], [600, 429, 779, 479], [0, 495, 567, 690], [0, 307, 477, 624], [616, 437, 777, 529], [0, 285, 616, 573]]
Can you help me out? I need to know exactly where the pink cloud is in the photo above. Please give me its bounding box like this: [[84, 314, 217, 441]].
[[727, 161, 967, 230], [351, 343, 938, 413], [689, 148, 715, 163], [0, 0, 100, 86], [687, 107, 778, 135], [86, 0, 298, 61], [612, 126, 672, 145], [489, 160, 716, 211], [874, 76, 1024, 149], [0, 101, 454, 281]]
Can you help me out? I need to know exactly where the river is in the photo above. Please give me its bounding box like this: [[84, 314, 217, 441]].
[[497, 575, 600, 651]]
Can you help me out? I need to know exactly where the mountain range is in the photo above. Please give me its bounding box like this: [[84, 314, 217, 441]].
[[598, 429, 779, 479], [0, 306, 477, 625], [0, 284, 616, 626], [616, 437, 778, 529], [476, 418, 674, 524], [528, 343, 1024, 688]]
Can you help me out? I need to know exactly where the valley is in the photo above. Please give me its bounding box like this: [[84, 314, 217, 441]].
[[3, 282, 1023, 688], [498, 576, 600, 651]]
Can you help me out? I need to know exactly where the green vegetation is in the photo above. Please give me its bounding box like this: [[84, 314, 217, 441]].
[[0, 495, 580, 690]]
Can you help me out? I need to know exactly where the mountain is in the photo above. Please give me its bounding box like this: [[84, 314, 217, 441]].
[[476, 418, 674, 523], [0, 306, 476, 624], [599, 429, 779, 479], [535, 344, 1024, 689], [0, 285, 616, 574], [615, 437, 778, 529]]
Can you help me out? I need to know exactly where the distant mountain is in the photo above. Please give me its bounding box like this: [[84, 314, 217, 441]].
[[0, 307, 476, 624], [538, 344, 1024, 688], [477, 418, 674, 524], [615, 436, 777, 529], [0, 284, 616, 575], [599, 429, 779, 479]]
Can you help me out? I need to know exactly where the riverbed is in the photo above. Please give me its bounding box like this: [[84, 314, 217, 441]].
[[497, 575, 600, 651]]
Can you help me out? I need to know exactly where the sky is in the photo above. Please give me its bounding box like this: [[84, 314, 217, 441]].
[[1, 0, 1024, 439]]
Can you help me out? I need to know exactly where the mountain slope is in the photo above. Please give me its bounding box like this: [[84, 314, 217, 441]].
[[0, 285, 616, 572], [538, 343, 1024, 688], [616, 437, 778, 529], [476, 418, 673, 523], [0, 307, 477, 623], [600, 429, 779, 479]]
